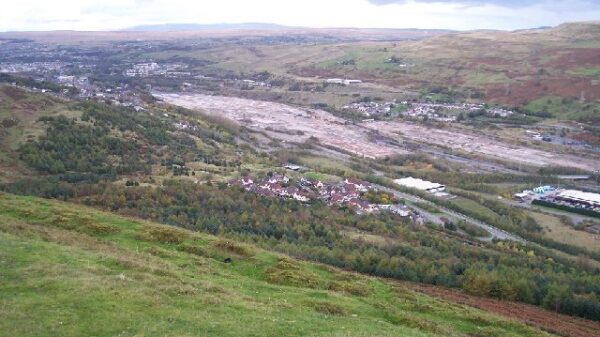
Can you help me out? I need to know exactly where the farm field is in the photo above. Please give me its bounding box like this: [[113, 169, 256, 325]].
[[529, 211, 600, 253]]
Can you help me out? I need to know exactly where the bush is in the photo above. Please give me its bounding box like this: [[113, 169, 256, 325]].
[[84, 223, 120, 235], [143, 225, 189, 244], [457, 221, 490, 237], [213, 239, 254, 256], [327, 280, 371, 296], [265, 258, 321, 288], [177, 244, 207, 256], [307, 301, 346, 316]]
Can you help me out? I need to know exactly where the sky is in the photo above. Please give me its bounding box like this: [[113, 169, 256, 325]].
[[1, 0, 599, 32]]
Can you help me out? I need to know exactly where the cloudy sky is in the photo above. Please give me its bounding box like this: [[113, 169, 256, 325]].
[[1, 0, 599, 32]]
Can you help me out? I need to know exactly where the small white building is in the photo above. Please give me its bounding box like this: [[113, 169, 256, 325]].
[[325, 78, 362, 85], [326, 78, 344, 84], [284, 164, 303, 171]]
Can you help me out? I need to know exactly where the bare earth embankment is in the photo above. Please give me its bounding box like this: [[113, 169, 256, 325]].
[[364, 120, 600, 172], [156, 93, 405, 158], [156, 93, 599, 171]]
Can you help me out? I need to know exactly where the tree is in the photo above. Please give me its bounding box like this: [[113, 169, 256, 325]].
[[542, 283, 573, 312]]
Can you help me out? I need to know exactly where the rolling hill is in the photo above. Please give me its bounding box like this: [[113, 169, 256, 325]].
[[0, 191, 587, 337], [1, 84, 600, 327], [121, 21, 599, 120]]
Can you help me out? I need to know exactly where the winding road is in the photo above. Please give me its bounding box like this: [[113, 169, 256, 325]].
[[374, 184, 526, 243]]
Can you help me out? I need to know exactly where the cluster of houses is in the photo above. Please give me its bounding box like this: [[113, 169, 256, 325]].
[[0, 61, 74, 74], [343, 101, 394, 117], [325, 78, 363, 85], [344, 100, 515, 122], [124, 62, 190, 78], [233, 173, 408, 215], [488, 107, 514, 118], [239, 79, 270, 88], [525, 130, 552, 142]]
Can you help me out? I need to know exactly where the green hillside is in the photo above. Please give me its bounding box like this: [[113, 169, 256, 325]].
[[0, 192, 554, 337], [2, 86, 599, 326]]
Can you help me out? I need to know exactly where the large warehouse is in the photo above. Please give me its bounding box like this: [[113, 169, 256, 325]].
[[555, 190, 600, 208], [394, 177, 446, 193]]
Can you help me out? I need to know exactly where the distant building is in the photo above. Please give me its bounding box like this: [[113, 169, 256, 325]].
[[532, 185, 554, 194], [57, 75, 75, 86], [514, 191, 532, 201], [394, 177, 445, 193], [325, 78, 362, 85], [284, 164, 304, 171], [556, 175, 591, 181]]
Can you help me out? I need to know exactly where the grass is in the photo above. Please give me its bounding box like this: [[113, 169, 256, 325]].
[[0, 192, 557, 337], [449, 197, 499, 220], [296, 155, 359, 176], [304, 171, 341, 183], [529, 211, 600, 253], [524, 96, 600, 120], [568, 66, 600, 77]]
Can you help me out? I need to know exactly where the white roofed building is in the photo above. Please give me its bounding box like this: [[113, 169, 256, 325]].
[[394, 177, 445, 193], [555, 190, 600, 208]]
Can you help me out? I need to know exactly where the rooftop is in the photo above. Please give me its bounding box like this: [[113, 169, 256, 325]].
[[394, 177, 445, 191], [557, 189, 600, 205]]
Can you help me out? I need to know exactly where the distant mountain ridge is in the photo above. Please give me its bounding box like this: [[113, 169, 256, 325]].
[[123, 22, 290, 31]]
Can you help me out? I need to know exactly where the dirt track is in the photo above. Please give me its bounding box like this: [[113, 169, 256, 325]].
[[404, 282, 600, 337]]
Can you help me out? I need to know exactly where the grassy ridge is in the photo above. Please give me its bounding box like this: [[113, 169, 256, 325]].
[[0, 192, 555, 337]]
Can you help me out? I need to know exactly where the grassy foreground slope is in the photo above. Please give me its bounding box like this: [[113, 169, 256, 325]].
[[0, 192, 554, 337]]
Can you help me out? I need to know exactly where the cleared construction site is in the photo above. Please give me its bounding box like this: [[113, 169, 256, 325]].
[[156, 92, 600, 172]]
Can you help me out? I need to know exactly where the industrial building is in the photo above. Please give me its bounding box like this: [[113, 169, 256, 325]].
[[554, 190, 600, 209], [394, 177, 445, 193], [514, 185, 555, 201]]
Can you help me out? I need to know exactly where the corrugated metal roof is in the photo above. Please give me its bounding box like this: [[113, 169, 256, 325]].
[[394, 177, 444, 191], [557, 189, 600, 205]]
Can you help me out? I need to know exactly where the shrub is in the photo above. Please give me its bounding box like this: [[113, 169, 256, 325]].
[[307, 301, 346, 316], [177, 244, 207, 256], [265, 258, 321, 288], [84, 222, 120, 235], [327, 280, 371, 296], [213, 239, 254, 257], [143, 225, 189, 244]]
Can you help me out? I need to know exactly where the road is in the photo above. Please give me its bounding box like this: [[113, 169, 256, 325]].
[[374, 183, 526, 243]]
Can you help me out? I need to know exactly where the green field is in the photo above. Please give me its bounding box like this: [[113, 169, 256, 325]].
[[529, 211, 600, 253], [0, 192, 556, 337]]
